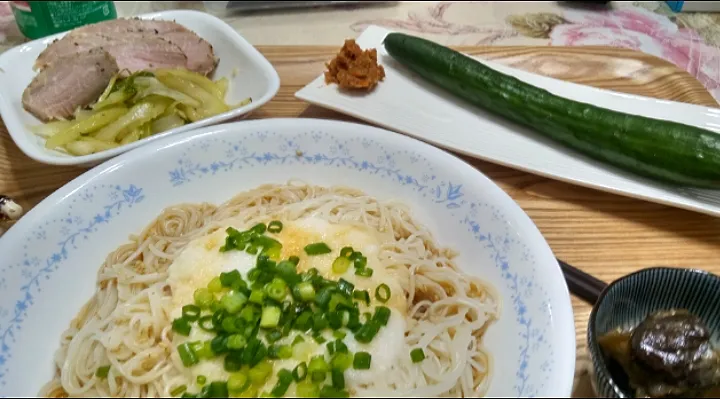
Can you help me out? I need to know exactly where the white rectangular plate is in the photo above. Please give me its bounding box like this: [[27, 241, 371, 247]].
[[296, 26, 720, 217], [0, 10, 280, 166]]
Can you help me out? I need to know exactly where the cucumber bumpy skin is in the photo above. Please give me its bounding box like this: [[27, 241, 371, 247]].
[[383, 32, 720, 189]]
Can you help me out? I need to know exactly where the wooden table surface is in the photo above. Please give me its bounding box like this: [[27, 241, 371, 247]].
[[3, 45, 720, 396]]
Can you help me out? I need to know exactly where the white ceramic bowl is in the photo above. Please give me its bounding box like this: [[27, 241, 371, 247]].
[[0, 10, 280, 166], [0, 119, 575, 397]]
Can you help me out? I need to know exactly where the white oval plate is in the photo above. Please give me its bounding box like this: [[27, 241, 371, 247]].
[[296, 26, 720, 218], [0, 118, 575, 397], [0, 10, 280, 166]]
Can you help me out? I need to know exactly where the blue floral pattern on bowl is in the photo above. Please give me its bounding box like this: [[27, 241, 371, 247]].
[[0, 121, 570, 397], [0, 184, 144, 387]]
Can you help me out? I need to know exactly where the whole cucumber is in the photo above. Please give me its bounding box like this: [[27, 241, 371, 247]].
[[384, 32, 720, 189]]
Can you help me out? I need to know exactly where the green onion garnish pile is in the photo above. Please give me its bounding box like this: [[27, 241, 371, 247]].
[[170, 221, 398, 398]]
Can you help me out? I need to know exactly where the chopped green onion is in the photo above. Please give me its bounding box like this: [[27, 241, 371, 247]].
[[294, 311, 313, 331], [266, 329, 283, 343], [327, 341, 336, 356], [221, 316, 240, 333], [329, 294, 352, 312], [304, 242, 332, 256], [249, 360, 273, 384], [221, 291, 248, 314], [331, 369, 345, 390], [271, 369, 294, 397], [211, 335, 229, 354], [411, 348, 426, 363], [278, 345, 293, 359], [208, 381, 229, 398], [292, 335, 306, 346], [220, 270, 242, 287], [265, 278, 288, 301], [172, 318, 192, 336], [249, 288, 266, 304], [232, 278, 250, 295], [362, 312, 373, 324], [309, 356, 329, 382], [260, 306, 281, 328], [194, 288, 214, 308], [207, 277, 223, 293], [212, 309, 228, 331], [178, 343, 199, 367], [293, 361, 308, 382], [331, 352, 353, 371], [296, 381, 319, 398], [313, 313, 329, 331], [353, 352, 372, 370], [337, 279, 354, 297], [319, 385, 349, 398], [353, 290, 370, 305], [340, 246, 354, 258], [373, 306, 391, 326], [251, 223, 267, 235], [333, 339, 348, 354], [354, 321, 380, 344], [315, 287, 335, 310], [246, 245, 259, 255], [224, 353, 243, 372], [256, 254, 272, 269], [347, 310, 361, 332], [375, 284, 391, 303], [209, 300, 222, 313], [354, 255, 368, 269], [328, 312, 343, 330], [170, 385, 187, 397], [289, 255, 300, 266], [247, 268, 261, 282], [197, 375, 207, 386], [355, 267, 374, 277], [227, 372, 249, 393], [333, 330, 347, 340], [276, 261, 300, 285], [95, 365, 110, 378], [294, 282, 316, 302], [198, 315, 215, 332], [250, 342, 268, 368], [195, 341, 214, 359], [332, 257, 352, 274], [182, 305, 201, 321], [313, 332, 327, 344], [268, 344, 282, 359], [227, 334, 247, 350], [268, 220, 283, 233]]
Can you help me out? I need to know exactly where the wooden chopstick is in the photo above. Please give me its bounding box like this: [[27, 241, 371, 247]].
[[557, 258, 608, 305]]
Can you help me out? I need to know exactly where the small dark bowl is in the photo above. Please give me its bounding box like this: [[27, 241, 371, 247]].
[[587, 267, 720, 398]]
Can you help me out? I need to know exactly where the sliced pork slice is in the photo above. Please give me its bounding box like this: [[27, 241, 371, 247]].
[[36, 33, 118, 69], [36, 33, 188, 73], [23, 49, 119, 122], [34, 18, 189, 70], [163, 31, 217, 75], [67, 17, 188, 38], [102, 37, 188, 73]]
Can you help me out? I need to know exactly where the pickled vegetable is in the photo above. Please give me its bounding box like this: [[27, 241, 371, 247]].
[[32, 68, 252, 156]]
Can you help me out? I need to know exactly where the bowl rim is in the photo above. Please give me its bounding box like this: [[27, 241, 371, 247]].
[[587, 266, 720, 397], [0, 9, 281, 166], [0, 117, 576, 397]]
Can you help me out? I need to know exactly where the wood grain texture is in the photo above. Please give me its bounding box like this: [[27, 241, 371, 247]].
[[2, 45, 720, 397]]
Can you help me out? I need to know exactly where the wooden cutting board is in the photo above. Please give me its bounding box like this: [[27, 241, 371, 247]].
[[2, 45, 720, 397]]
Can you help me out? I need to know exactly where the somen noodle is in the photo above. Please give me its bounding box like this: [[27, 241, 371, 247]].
[[40, 182, 500, 398]]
